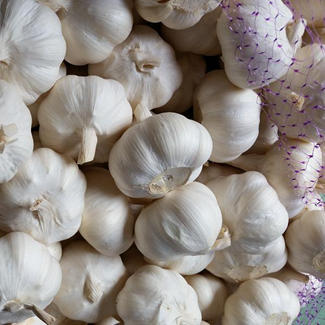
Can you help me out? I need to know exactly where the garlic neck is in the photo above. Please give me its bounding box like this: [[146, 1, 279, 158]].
[[129, 48, 160, 74], [134, 103, 153, 122], [312, 250, 325, 273], [265, 312, 290, 325], [211, 225, 231, 250], [84, 274, 104, 303], [77, 127, 97, 164], [0, 124, 18, 153]]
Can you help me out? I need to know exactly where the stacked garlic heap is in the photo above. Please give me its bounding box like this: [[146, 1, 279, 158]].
[[0, 0, 324, 325]]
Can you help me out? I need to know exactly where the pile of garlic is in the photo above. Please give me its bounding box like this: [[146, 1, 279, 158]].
[[0, 0, 324, 325]]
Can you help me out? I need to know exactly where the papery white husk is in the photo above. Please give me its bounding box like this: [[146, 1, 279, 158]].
[[0, 80, 33, 183], [194, 70, 261, 162], [0, 148, 87, 244], [109, 112, 212, 198]]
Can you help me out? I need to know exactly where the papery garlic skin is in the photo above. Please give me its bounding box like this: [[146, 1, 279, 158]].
[[207, 237, 287, 283], [80, 168, 134, 256], [185, 273, 228, 323], [217, 0, 305, 89], [0, 232, 62, 324], [44, 303, 87, 325], [0, 0, 66, 104], [135, 182, 222, 262], [290, 0, 325, 27], [135, 0, 221, 30], [48, 0, 133, 65], [223, 277, 300, 325], [109, 113, 212, 198], [285, 209, 325, 279], [89, 25, 182, 118], [161, 8, 221, 56], [54, 241, 128, 323], [38, 76, 133, 164], [0, 81, 33, 183], [116, 265, 202, 325], [0, 148, 86, 244], [155, 53, 206, 114], [194, 70, 261, 162], [206, 171, 288, 254]]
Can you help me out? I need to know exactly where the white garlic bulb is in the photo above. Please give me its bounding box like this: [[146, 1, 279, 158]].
[[109, 113, 212, 198], [155, 53, 206, 114], [217, 0, 305, 89], [290, 0, 325, 27], [116, 265, 202, 325], [0, 81, 33, 183], [38, 76, 133, 165], [207, 236, 287, 283], [194, 70, 261, 162], [206, 171, 288, 254], [185, 273, 228, 323], [40, 0, 133, 65], [96, 317, 121, 325], [135, 0, 221, 30], [223, 277, 300, 325], [89, 25, 182, 120], [0, 148, 87, 244], [285, 209, 325, 279], [80, 167, 134, 256], [135, 182, 223, 262], [45, 303, 87, 325], [0, 0, 66, 104], [265, 44, 325, 143], [161, 8, 221, 56], [0, 232, 62, 324], [54, 241, 128, 323]]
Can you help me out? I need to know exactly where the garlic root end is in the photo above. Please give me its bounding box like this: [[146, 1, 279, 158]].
[[77, 127, 97, 165]]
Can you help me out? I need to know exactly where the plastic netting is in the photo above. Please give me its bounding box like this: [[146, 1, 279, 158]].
[[219, 0, 324, 208]]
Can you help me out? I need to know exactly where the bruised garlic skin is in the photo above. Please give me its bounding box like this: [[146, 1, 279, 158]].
[[0, 148, 87, 244], [0, 0, 66, 104], [109, 113, 212, 198], [41, 0, 133, 65], [116, 265, 202, 325], [185, 273, 228, 323], [207, 237, 287, 283], [206, 172, 288, 254], [0, 81, 33, 183], [89, 25, 182, 119], [223, 278, 300, 325], [38, 76, 133, 165], [135, 182, 222, 262], [155, 53, 206, 114], [0, 232, 62, 324], [194, 70, 261, 162], [285, 209, 325, 279], [217, 0, 305, 89], [135, 0, 221, 30], [161, 8, 221, 56], [80, 168, 134, 256], [54, 241, 128, 323]]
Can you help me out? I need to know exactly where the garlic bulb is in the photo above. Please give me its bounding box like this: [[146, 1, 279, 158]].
[[155, 53, 206, 114], [0, 0, 66, 104], [217, 0, 305, 89], [285, 209, 325, 279], [161, 8, 221, 56], [185, 273, 228, 323], [206, 171, 288, 254], [0, 148, 87, 244], [194, 70, 261, 162], [0, 232, 62, 324], [116, 265, 202, 325], [207, 236, 287, 283], [80, 167, 134, 256], [38, 76, 133, 164], [109, 112, 212, 198], [264, 44, 325, 143], [223, 277, 300, 325], [44, 303, 87, 325], [135, 0, 221, 30], [89, 25, 182, 120], [0, 81, 33, 183], [96, 317, 121, 325], [54, 241, 128, 323], [290, 0, 325, 27], [135, 182, 223, 262], [41, 0, 133, 65], [28, 63, 66, 127], [230, 139, 323, 217]]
